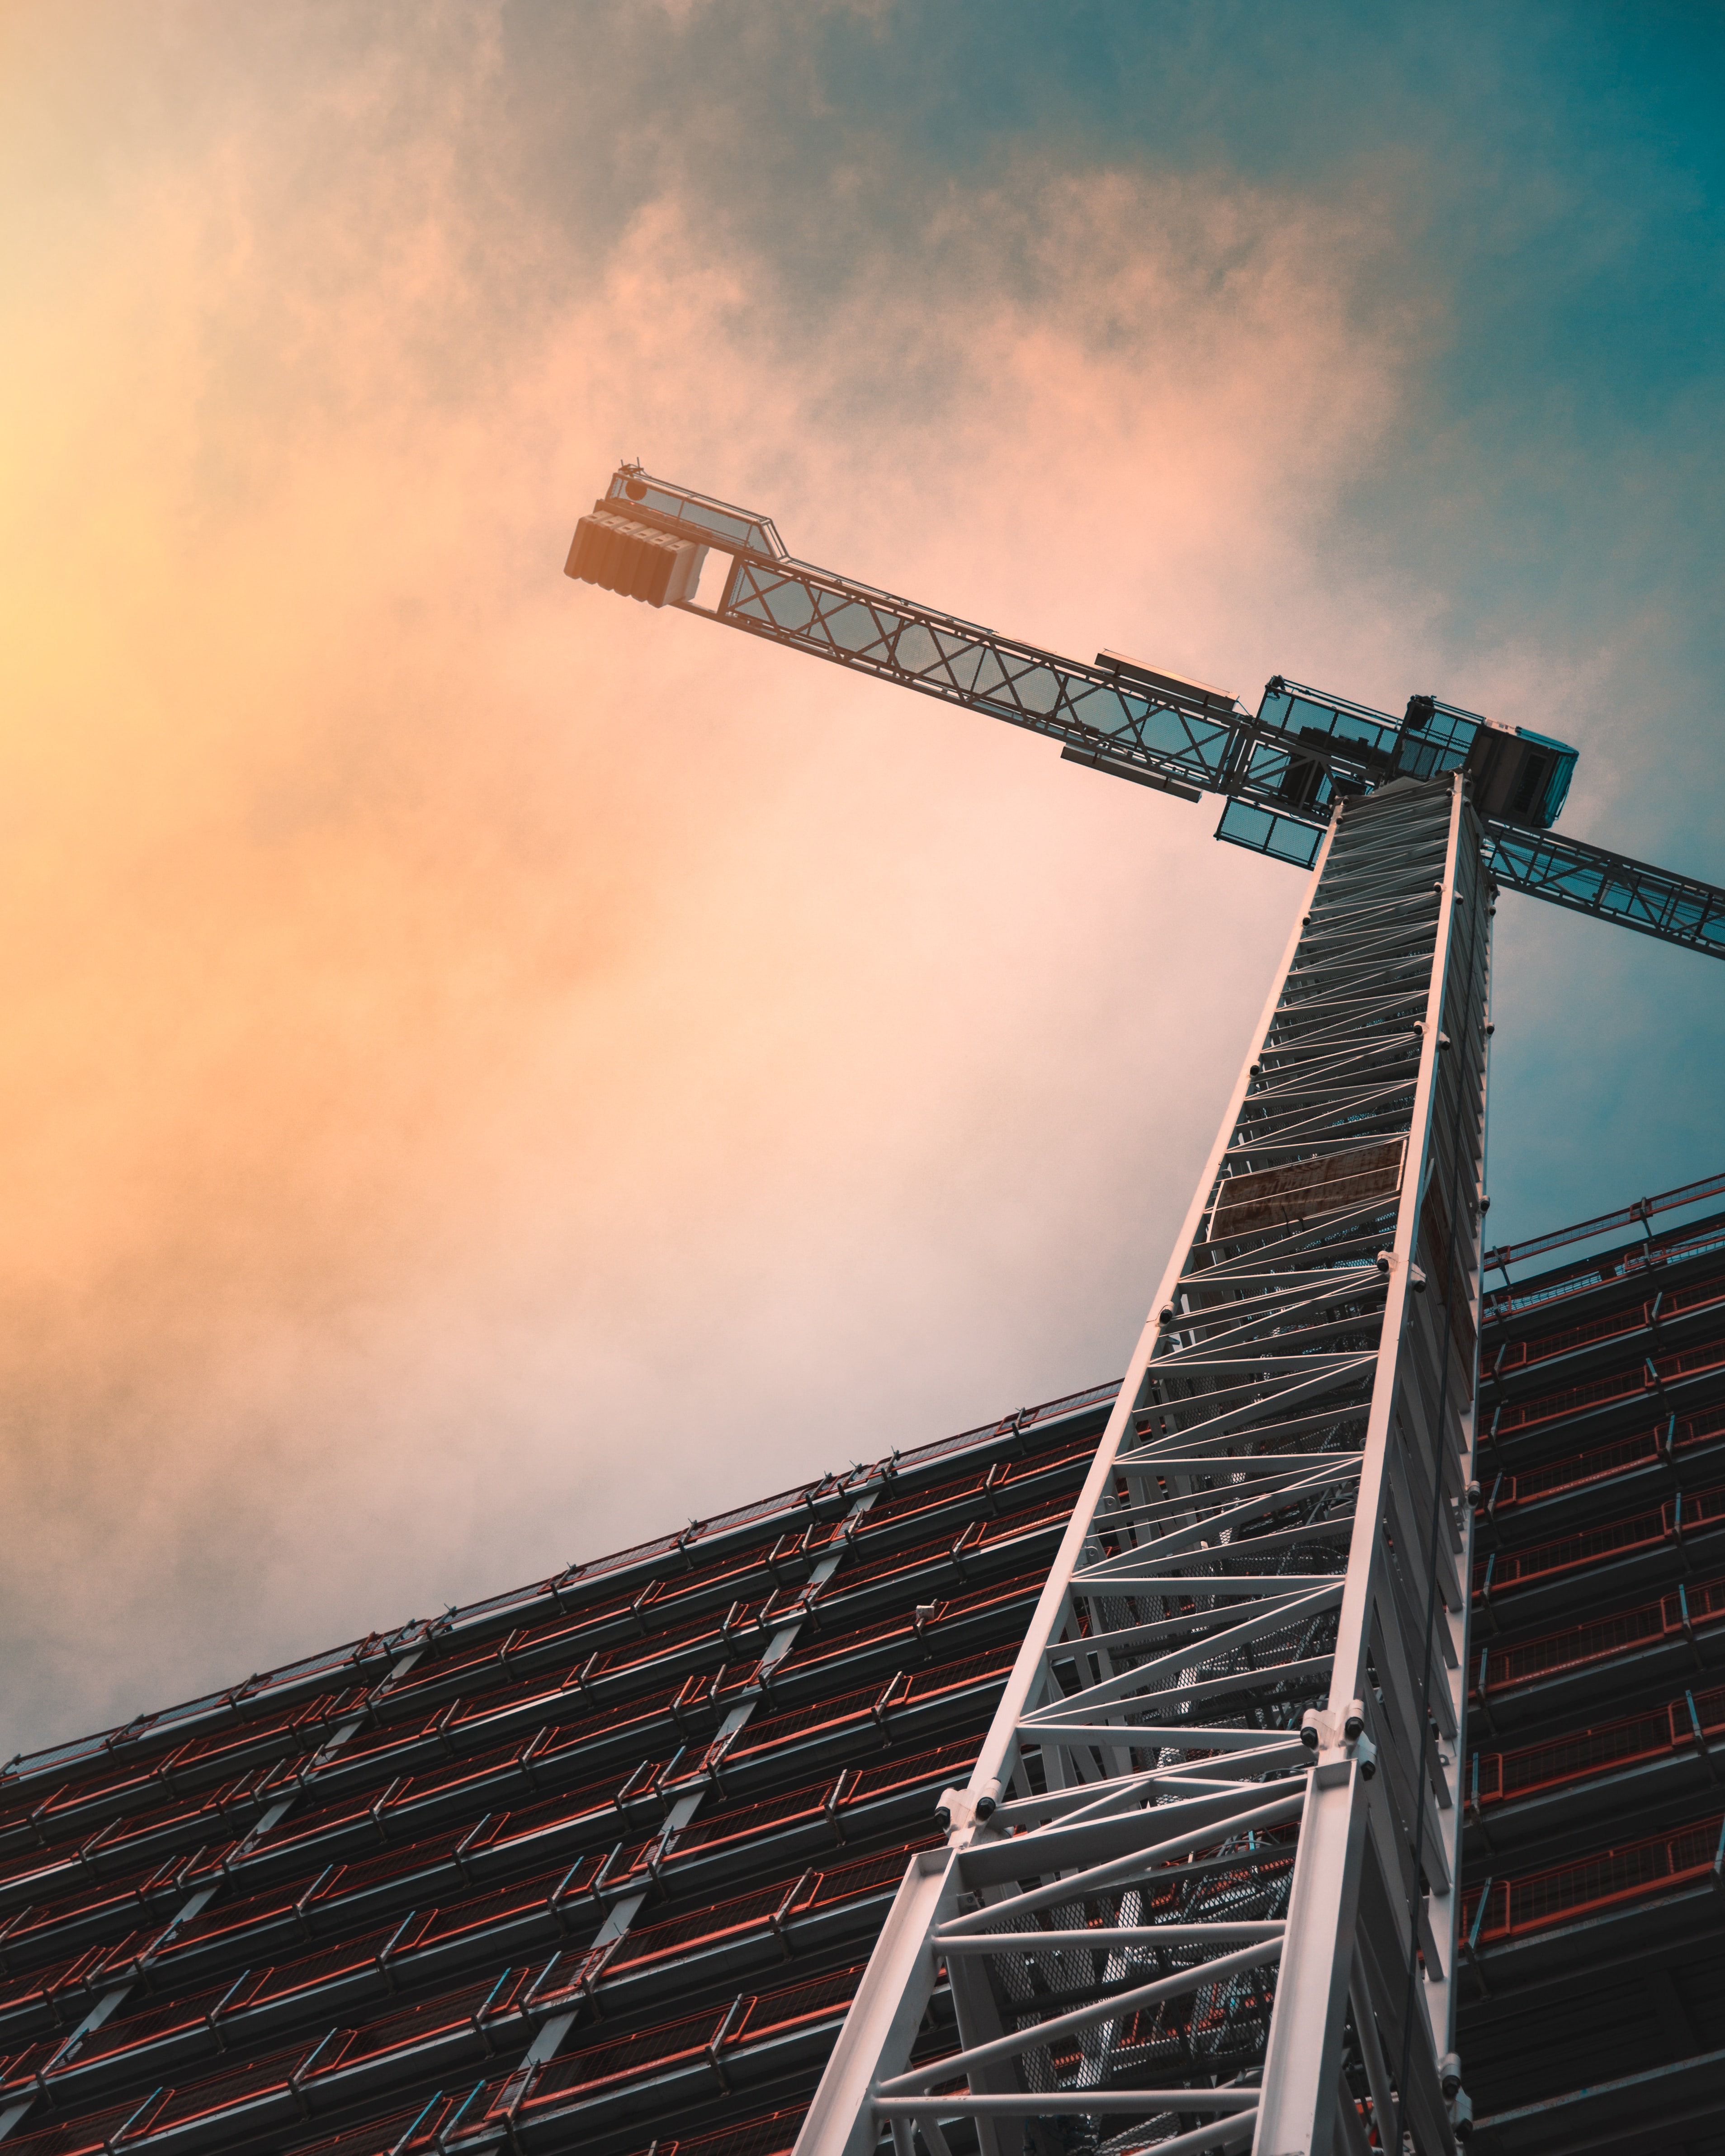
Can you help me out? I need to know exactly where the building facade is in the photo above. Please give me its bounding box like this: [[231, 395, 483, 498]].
[[2, 1179, 1722, 2155], [1461, 1198, 1725, 2153], [0, 1387, 1116, 2156]]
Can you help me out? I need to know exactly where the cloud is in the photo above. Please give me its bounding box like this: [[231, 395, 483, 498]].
[[5, 5, 1693, 1755]]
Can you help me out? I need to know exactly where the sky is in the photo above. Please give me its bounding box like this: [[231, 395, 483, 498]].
[[1, 1, 1721, 1755]]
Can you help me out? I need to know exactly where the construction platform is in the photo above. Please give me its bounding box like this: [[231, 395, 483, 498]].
[[0, 1386, 1119, 2156], [1460, 1184, 1725, 2155]]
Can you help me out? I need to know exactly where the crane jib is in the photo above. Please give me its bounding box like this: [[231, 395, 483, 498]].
[[567, 466, 1725, 961]]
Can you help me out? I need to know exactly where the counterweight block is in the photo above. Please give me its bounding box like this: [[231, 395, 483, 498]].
[[565, 506, 707, 608]]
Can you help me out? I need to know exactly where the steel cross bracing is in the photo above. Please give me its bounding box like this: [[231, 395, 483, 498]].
[[566, 466, 1725, 959], [794, 775, 1490, 2156], [1480, 823, 1725, 959]]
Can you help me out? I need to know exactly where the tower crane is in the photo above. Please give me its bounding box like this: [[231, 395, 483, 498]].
[[568, 467, 1724, 956], [566, 467, 1725, 2156]]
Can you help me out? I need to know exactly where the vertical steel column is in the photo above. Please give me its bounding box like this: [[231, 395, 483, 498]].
[[795, 773, 1489, 2156]]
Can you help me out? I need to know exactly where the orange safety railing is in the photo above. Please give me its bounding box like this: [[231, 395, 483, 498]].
[[1462, 1813, 1723, 1948], [1484, 1402, 1725, 1515], [1490, 1428, 1666, 1509], [498, 1963, 865, 2137], [298, 2095, 811, 2156], [1470, 1680, 1725, 1811], [1491, 1271, 1725, 1380], [1466, 1604, 1673, 1698], [1470, 1582, 1725, 1700], [1492, 1340, 1725, 1440], [1473, 1473, 1725, 1603], [1473, 1508, 1665, 1603]]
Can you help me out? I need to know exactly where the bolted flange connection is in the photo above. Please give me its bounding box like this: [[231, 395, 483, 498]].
[[1299, 1699, 1378, 1781]]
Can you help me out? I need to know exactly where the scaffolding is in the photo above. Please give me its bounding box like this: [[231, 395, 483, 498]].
[[0, 1389, 1119, 2156], [1457, 1204, 1725, 2152]]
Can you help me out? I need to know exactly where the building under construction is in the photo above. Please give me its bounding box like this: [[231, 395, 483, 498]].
[[0, 1174, 1721, 2156]]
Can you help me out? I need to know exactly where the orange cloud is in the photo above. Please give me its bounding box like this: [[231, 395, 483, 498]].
[[0, 14, 1520, 1752]]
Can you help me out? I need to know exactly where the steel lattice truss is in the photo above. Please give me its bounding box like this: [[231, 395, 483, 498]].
[[720, 553, 1241, 793], [1480, 823, 1725, 953], [795, 776, 1488, 2156]]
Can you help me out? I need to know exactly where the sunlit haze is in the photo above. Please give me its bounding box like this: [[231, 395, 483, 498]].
[[2, 4, 1721, 1752]]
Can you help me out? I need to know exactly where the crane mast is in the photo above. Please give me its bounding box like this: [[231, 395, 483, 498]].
[[566, 467, 1721, 2156], [798, 776, 1487, 2156]]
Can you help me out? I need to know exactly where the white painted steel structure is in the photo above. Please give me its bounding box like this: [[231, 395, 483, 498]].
[[796, 774, 1490, 2156]]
